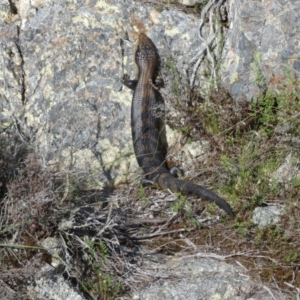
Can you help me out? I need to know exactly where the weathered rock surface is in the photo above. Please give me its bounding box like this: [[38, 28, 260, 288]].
[[0, 258, 86, 300], [129, 256, 284, 300], [0, 0, 209, 190], [2, 0, 299, 188], [26, 266, 86, 300], [222, 0, 300, 101], [271, 153, 300, 184], [20, 235, 286, 300], [253, 206, 284, 228], [251, 153, 300, 229]]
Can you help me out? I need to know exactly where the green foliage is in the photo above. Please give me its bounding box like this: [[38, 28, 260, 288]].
[[203, 105, 220, 135], [250, 93, 278, 137], [178, 125, 191, 135], [81, 273, 120, 300], [99, 240, 109, 260], [205, 202, 220, 217], [285, 250, 299, 263], [172, 194, 202, 227], [199, 0, 209, 8], [254, 225, 300, 266], [166, 57, 176, 73], [187, 137, 196, 144], [284, 66, 297, 84], [165, 56, 183, 96], [220, 136, 282, 210], [220, 154, 232, 171], [138, 184, 148, 203], [233, 220, 254, 237], [214, 85, 300, 209], [248, 83, 300, 139], [290, 178, 300, 188], [250, 52, 266, 87], [155, 6, 163, 13], [80, 237, 120, 300], [98, 275, 121, 300], [171, 193, 190, 214]]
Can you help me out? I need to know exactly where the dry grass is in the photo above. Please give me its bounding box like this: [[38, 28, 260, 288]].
[[157, 81, 300, 298], [1, 65, 300, 300]]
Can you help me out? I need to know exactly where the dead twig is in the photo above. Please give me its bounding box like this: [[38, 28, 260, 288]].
[[131, 227, 196, 240]]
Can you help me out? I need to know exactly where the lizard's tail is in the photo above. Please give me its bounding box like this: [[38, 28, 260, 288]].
[[157, 173, 235, 218]]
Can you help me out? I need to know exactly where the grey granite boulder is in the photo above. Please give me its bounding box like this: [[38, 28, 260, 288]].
[[0, 0, 204, 190], [221, 0, 300, 101], [129, 256, 285, 300]]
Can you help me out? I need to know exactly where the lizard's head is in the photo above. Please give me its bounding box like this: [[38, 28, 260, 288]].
[[135, 33, 159, 70]]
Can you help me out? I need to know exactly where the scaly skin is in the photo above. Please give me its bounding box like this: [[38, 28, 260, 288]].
[[123, 33, 234, 218]]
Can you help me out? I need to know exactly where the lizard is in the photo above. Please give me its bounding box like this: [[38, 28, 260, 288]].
[[122, 33, 235, 218]]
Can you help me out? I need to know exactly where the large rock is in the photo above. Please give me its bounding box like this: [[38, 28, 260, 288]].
[[222, 0, 300, 101], [26, 266, 86, 300], [0, 0, 207, 190], [129, 256, 284, 300], [1, 0, 300, 188]]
